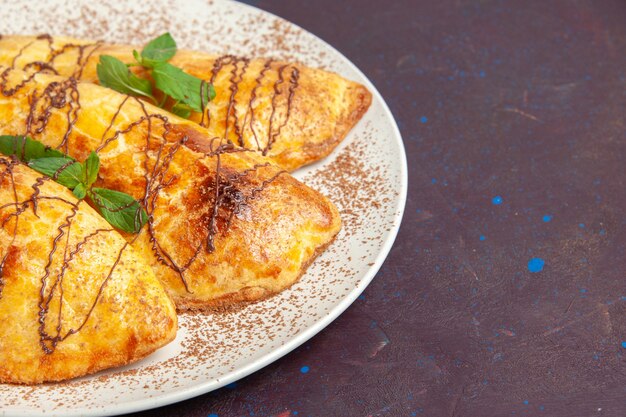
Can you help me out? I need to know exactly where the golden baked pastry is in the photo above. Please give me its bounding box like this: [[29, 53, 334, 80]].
[[0, 66, 341, 310], [0, 157, 177, 384], [0, 34, 372, 171]]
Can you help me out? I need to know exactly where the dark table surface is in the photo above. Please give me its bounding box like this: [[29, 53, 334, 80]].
[[129, 1, 626, 416]]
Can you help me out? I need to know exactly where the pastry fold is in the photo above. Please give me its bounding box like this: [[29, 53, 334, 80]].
[[0, 34, 372, 171], [0, 157, 177, 384], [0, 66, 341, 310]]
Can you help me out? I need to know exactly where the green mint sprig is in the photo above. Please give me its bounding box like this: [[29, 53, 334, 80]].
[[96, 55, 156, 103], [0, 135, 147, 234], [96, 33, 216, 118], [137, 32, 177, 66]]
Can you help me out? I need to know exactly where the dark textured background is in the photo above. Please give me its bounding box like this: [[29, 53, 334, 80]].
[[128, 1, 626, 416]]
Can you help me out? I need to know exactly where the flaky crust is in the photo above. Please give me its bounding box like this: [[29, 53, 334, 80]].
[[0, 66, 342, 310], [0, 35, 372, 171], [0, 159, 177, 384]]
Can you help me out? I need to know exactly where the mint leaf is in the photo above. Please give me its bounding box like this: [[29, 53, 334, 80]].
[[152, 62, 212, 113], [0, 136, 145, 234], [90, 188, 148, 234], [97, 55, 155, 102], [132, 49, 142, 65], [171, 102, 193, 119], [206, 83, 216, 102], [73, 183, 87, 200], [84, 151, 99, 187], [0, 135, 66, 162], [28, 157, 84, 189], [141, 33, 177, 66], [96, 35, 214, 120]]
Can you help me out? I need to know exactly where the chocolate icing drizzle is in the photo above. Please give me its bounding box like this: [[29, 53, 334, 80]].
[[3, 35, 301, 155], [265, 64, 299, 156], [201, 55, 300, 154], [0, 35, 289, 343]]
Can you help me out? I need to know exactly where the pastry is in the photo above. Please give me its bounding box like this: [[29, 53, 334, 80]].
[[0, 34, 372, 171], [0, 157, 177, 384], [0, 65, 342, 310]]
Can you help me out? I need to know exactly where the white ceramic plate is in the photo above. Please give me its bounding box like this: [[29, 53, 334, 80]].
[[0, 0, 407, 415]]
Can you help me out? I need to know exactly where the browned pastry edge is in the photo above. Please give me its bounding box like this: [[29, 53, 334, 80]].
[[1, 342, 169, 385], [176, 232, 339, 314], [275, 84, 373, 170]]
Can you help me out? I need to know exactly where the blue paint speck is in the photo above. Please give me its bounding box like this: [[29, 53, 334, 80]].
[[492, 196, 503, 205], [580, 288, 588, 294], [479, 235, 486, 241], [528, 258, 545, 273], [539, 405, 545, 411], [600, 229, 606, 236], [579, 223, 585, 228], [300, 366, 310, 374], [479, 70, 486, 78], [208, 414, 219, 417], [420, 116, 428, 123], [431, 178, 437, 184], [621, 341, 626, 349], [542, 215, 552, 222], [293, 412, 299, 416], [523, 400, 529, 405]]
